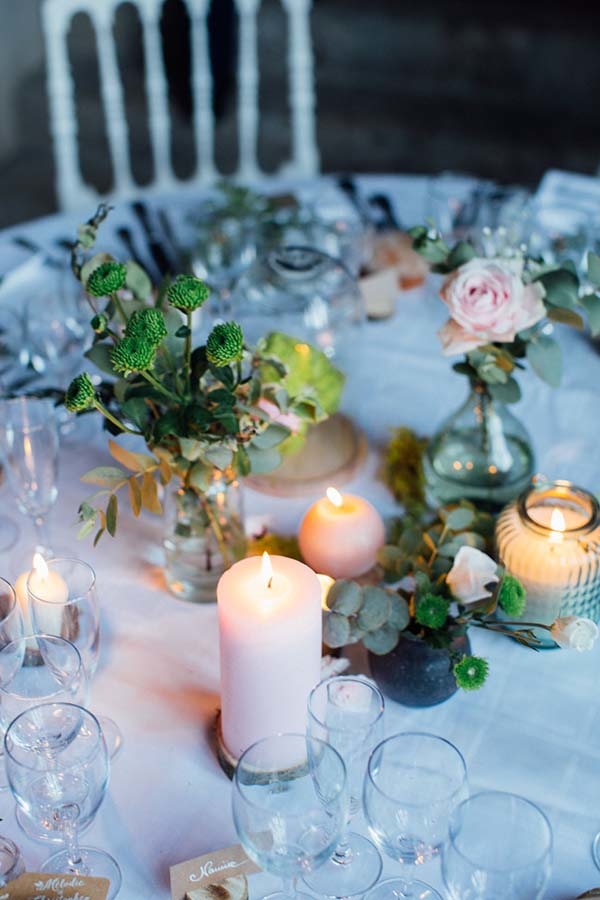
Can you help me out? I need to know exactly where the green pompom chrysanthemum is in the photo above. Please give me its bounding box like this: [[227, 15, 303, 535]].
[[125, 308, 167, 345], [110, 336, 156, 375], [167, 275, 210, 312], [90, 313, 109, 334], [86, 262, 127, 297], [206, 322, 244, 367], [497, 573, 526, 618], [453, 655, 489, 691], [65, 373, 96, 413], [415, 593, 449, 629]]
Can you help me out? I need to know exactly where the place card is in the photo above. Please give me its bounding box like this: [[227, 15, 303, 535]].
[[170, 843, 260, 900], [0, 873, 109, 900]]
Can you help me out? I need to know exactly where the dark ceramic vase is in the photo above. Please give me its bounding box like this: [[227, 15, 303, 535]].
[[368, 631, 471, 707]]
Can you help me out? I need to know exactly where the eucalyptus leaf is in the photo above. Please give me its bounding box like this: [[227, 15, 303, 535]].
[[536, 268, 579, 309], [587, 251, 600, 286], [121, 397, 150, 430], [487, 377, 522, 404], [323, 613, 352, 648], [448, 240, 476, 268], [388, 594, 410, 630], [203, 444, 234, 470], [362, 625, 400, 655], [125, 260, 153, 299], [327, 579, 362, 615], [580, 292, 600, 337], [179, 438, 205, 462], [245, 445, 281, 475], [357, 587, 392, 631], [251, 425, 291, 451], [444, 507, 475, 531], [526, 336, 562, 387], [81, 466, 127, 488], [546, 307, 585, 329]]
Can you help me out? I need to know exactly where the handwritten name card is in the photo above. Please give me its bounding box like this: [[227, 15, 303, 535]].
[[0, 873, 109, 900], [170, 844, 260, 900]]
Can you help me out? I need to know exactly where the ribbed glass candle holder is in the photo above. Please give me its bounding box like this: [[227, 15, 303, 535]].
[[495, 480, 600, 647]]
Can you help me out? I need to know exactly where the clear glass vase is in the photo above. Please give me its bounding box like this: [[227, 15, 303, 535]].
[[162, 471, 246, 603], [424, 381, 534, 509]]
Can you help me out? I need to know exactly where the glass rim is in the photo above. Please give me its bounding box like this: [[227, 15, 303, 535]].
[[518, 479, 599, 537], [233, 731, 347, 814], [448, 790, 553, 872], [4, 701, 104, 772], [366, 731, 467, 806], [0, 577, 17, 620], [0, 633, 84, 701], [308, 675, 385, 734], [26, 557, 96, 603]]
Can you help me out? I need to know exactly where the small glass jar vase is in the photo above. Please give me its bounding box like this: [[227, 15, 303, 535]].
[[162, 471, 246, 603], [495, 480, 600, 647], [424, 381, 535, 509]]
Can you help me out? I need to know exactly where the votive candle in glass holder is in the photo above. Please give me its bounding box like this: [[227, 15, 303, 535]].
[[495, 480, 600, 646]]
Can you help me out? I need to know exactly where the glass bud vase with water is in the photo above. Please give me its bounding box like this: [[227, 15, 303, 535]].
[[163, 470, 246, 603]]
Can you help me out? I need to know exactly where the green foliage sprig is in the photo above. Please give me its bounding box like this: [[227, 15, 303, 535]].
[[323, 501, 561, 692], [66, 207, 344, 545]]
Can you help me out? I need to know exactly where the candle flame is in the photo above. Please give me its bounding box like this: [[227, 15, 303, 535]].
[[33, 553, 48, 579], [261, 552, 273, 589], [326, 487, 343, 508], [550, 508, 566, 532]]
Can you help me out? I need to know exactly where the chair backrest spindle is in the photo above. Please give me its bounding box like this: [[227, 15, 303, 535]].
[[41, 0, 319, 211]]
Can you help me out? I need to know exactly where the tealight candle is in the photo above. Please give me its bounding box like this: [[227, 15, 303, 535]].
[[496, 480, 600, 646], [298, 487, 385, 578], [217, 552, 322, 762]]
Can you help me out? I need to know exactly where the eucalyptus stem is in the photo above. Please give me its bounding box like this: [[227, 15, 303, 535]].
[[111, 290, 129, 325], [141, 370, 182, 404], [93, 400, 141, 435], [184, 310, 192, 394]]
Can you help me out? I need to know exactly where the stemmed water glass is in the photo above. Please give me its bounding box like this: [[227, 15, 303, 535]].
[[0, 633, 88, 839], [303, 676, 385, 899], [0, 395, 59, 558], [363, 732, 468, 900], [4, 702, 122, 898], [232, 732, 349, 900], [27, 557, 123, 758], [443, 791, 553, 899]]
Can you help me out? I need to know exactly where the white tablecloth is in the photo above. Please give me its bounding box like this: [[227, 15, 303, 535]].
[[0, 175, 599, 899]]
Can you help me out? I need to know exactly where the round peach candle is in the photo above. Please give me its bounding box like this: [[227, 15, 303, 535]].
[[298, 487, 385, 578], [217, 553, 322, 761]]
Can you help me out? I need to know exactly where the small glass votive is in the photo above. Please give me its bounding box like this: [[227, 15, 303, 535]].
[[442, 791, 552, 900], [495, 480, 600, 645], [0, 835, 25, 884]]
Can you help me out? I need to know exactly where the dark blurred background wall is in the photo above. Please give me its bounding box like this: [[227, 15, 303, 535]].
[[2, 0, 600, 228]]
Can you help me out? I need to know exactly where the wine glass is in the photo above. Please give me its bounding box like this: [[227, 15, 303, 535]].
[[303, 676, 385, 899], [27, 558, 123, 759], [0, 835, 25, 884], [0, 395, 59, 557], [4, 702, 122, 898], [363, 732, 468, 900], [0, 579, 24, 788], [443, 791, 552, 899], [0, 632, 88, 839], [232, 732, 349, 900]]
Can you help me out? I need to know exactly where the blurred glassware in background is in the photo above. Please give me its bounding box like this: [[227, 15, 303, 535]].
[[524, 201, 593, 278], [0, 835, 24, 884], [231, 246, 365, 366], [427, 172, 531, 254], [0, 396, 59, 558]]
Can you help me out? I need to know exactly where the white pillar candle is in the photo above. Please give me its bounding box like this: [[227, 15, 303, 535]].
[[218, 552, 322, 761], [495, 481, 600, 646], [298, 487, 385, 578], [24, 554, 69, 636]]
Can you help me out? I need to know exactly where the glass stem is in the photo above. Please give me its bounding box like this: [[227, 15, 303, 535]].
[[280, 876, 296, 900], [33, 514, 51, 556], [331, 830, 353, 866], [59, 805, 87, 874]]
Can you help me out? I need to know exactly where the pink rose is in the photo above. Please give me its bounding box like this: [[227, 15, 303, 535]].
[[446, 545, 499, 605], [438, 258, 546, 356], [257, 398, 301, 433]]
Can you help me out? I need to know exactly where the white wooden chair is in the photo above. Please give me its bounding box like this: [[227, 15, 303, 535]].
[[41, 0, 319, 211]]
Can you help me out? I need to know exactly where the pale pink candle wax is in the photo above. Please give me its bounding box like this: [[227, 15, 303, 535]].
[[298, 488, 385, 578], [217, 553, 322, 761]]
